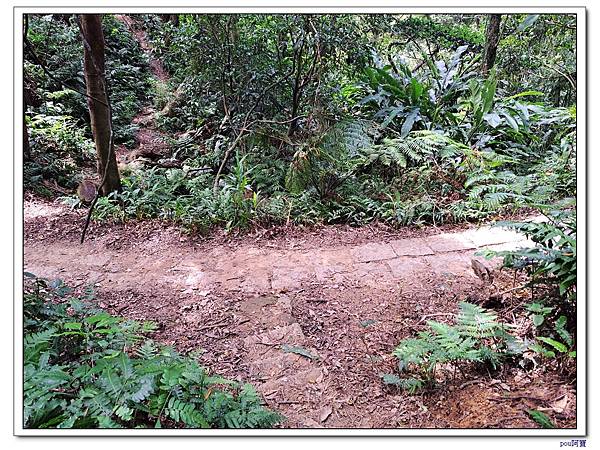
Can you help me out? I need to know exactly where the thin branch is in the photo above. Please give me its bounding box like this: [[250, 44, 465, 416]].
[[542, 62, 576, 90], [211, 65, 297, 192]]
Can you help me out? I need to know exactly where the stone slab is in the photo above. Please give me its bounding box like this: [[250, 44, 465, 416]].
[[352, 242, 397, 262], [386, 257, 431, 278], [477, 239, 536, 253], [271, 267, 312, 291], [237, 271, 272, 293], [389, 238, 435, 256], [259, 367, 324, 399], [425, 233, 476, 253], [423, 252, 474, 278], [313, 264, 347, 281], [248, 352, 312, 378], [237, 295, 294, 331], [460, 226, 524, 247]]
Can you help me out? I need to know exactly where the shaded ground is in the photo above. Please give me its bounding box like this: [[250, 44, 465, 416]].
[[23, 199, 576, 429]]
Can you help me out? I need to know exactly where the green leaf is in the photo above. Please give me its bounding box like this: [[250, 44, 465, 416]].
[[484, 112, 502, 128], [504, 90, 544, 100], [537, 337, 567, 353], [527, 409, 554, 428], [401, 108, 420, 137], [553, 316, 572, 346], [532, 314, 544, 327], [281, 344, 318, 360], [529, 343, 555, 358], [380, 106, 404, 129], [501, 111, 519, 130], [381, 373, 402, 385], [409, 77, 424, 104]]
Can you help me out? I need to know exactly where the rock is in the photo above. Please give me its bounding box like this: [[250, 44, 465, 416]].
[[77, 180, 97, 204], [319, 405, 333, 423], [471, 258, 493, 283]]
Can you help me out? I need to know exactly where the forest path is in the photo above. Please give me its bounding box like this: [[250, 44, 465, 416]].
[[24, 204, 547, 428], [114, 15, 174, 165], [24, 215, 532, 300]]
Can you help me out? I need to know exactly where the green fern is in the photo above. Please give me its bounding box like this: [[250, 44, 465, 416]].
[[23, 275, 284, 429], [361, 130, 468, 171], [457, 302, 505, 339], [381, 374, 424, 394], [387, 302, 520, 393], [285, 119, 378, 199]]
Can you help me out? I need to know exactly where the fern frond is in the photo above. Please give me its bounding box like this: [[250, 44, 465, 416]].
[[390, 302, 517, 393], [362, 130, 468, 171], [392, 336, 432, 371], [166, 397, 209, 428], [381, 374, 424, 394], [457, 302, 502, 339]]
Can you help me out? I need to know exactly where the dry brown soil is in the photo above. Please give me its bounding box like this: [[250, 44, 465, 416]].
[[23, 199, 576, 429]]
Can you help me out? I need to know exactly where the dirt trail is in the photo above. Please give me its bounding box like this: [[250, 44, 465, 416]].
[[24, 219, 531, 295], [115, 15, 172, 164], [24, 204, 574, 429]]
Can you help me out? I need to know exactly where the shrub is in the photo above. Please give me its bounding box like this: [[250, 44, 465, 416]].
[[25, 103, 96, 195], [479, 205, 576, 364], [481, 205, 576, 303]]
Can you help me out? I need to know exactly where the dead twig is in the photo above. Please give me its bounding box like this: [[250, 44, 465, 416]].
[[488, 394, 547, 402], [417, 312, 455, 325], [197, 318, 231, 332], [458, 380, 484, 390], [484, 414, 526, 428]]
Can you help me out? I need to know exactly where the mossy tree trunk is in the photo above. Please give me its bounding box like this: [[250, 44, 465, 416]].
[[80, 14, 121, 195], [482, 14, 502, 76]]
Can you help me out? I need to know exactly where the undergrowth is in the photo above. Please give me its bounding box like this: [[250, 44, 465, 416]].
[[384, 302, 524, 393], [479, 203, 577, 367], [23, 274, 283, 429]]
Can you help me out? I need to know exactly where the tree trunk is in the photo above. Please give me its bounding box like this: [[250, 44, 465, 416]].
[[23, 119, 31, 161], [80, 14, 121, 195], [23, 73, 40, 161], [481, 14, 502, 76]]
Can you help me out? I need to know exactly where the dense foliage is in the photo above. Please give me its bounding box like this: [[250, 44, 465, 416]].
[[480, 204, 577, 364], [24, 14, 152, 196], [24, 13, 576, 231], [24, 274, 283, 429]]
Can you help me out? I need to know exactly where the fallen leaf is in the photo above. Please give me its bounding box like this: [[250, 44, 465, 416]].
[[550, 395, 568, 413], [281, 344, 318, 360], [319, 406, 333, 423]]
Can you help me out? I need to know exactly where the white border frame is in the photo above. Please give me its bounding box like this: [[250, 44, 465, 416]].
[[13, 4, 587, 437]]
